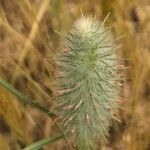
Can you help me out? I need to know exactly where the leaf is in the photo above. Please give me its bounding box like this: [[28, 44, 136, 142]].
[[23, 135, 63, 150]]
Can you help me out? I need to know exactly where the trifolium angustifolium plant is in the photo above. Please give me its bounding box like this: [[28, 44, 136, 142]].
[[57, 15, 122, 150]]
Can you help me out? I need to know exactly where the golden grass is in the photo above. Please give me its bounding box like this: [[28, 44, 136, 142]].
[[12, 0, 51, 81], [0, 0, 150, 149], [0, 86, 32, 149]]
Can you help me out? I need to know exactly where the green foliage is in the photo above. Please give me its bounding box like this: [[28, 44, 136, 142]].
[[57, 16, 120, 149]]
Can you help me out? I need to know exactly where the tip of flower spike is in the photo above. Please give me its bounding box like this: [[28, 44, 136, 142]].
[[74, 17, 98, 36]]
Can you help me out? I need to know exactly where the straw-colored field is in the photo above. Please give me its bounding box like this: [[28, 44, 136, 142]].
[[0, 0, 150, 149]]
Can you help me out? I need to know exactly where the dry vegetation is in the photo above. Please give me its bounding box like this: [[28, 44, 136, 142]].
[[0, 0, 150, 150]]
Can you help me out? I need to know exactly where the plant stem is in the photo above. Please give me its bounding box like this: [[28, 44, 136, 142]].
[[0, 79, 55, 118], [23, 134, 63, 150], [0, 79, 74, 149]]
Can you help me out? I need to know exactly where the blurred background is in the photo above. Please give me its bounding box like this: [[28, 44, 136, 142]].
[[0, 0, 150, 150]]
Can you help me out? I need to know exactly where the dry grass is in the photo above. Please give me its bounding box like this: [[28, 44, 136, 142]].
[[0, 0, 150, 149]]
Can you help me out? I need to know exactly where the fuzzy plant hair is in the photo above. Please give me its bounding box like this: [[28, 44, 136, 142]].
[[56, 15, 121, 150]]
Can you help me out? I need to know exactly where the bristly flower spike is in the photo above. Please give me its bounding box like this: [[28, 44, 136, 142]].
[[57, 14, 122, 150]]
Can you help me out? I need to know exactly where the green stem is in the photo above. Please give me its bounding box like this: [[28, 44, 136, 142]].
[[0, 79, 74, 149], [23, 134, 63, 150], [0, 79, 56, 118]]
